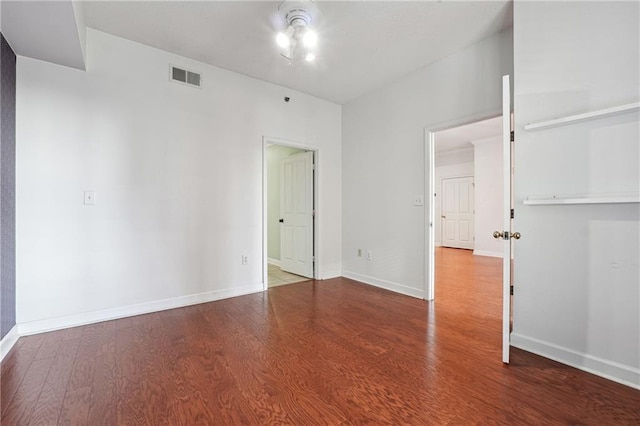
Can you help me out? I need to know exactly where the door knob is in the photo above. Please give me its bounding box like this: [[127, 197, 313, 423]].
[[279, 218, 284, 223], [493, 231, 521, 240]]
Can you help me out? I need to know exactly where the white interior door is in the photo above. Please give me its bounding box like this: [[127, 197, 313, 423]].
[[280, 151, 314, 278], [441, 176, 475, 249], [497, 74, 514, 364]]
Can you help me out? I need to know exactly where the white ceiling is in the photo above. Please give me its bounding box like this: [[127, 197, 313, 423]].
[[82, 0, 513, 104], [435, 115, 502, 153], [2, 1, 86, 70]]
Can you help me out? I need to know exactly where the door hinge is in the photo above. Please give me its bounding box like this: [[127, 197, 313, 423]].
[[312, 256, 315, 262], [312, 163, 316, 170], [510, 131, 515, 142], [312, 210, 316, 217], [510, 285, 514, 295], [510, 208, 514, 219]]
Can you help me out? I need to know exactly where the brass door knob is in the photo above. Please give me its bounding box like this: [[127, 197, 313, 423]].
[[512, 232, 521, 240], [493, 231, 504, 239]]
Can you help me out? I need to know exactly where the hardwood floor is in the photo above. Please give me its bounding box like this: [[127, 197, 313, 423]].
[[2, 248, 639, 424]]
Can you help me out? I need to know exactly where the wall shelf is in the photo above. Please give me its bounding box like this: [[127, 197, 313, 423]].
[[524, 102, 640, 131], [523, 193, 640, 205]]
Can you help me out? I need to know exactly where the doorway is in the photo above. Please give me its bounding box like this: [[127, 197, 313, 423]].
[[263, 138, 317, 289], [426, 76, 514, 363], [426, 114, 504, 298]]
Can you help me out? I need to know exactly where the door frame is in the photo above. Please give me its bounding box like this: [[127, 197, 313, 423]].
[[423, 111, 501, 300], [262, 136, 319, 290]]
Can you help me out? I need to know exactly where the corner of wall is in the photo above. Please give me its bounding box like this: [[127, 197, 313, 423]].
[[71, 0, 87, 66], [0, 325, 19, 362]]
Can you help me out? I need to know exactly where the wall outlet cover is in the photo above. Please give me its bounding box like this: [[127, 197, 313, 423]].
[[84, 191, 96, 205]]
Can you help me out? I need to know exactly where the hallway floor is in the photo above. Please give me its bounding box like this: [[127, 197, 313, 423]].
[[267, 263, 310, 287]]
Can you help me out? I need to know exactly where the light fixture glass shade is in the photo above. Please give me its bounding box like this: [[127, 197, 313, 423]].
[[276, 32, 290, 48], [303, 30, 317, 48], [275, 11, 318, 64]]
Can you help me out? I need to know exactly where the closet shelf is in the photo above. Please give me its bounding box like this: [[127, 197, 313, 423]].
[[524, 102, 640, 131], [523, 193, 640, 205]]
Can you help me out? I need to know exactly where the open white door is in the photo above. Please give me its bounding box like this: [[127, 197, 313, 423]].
[[280, 151, 314, 278], [495, 75, 517, 364]]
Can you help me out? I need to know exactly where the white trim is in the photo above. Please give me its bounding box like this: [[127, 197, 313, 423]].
[[511, 333, 639, 390], [343, 270, 424, 299], [320, 270, 342, 280], [523, 101, 639, 131], [267, 258, 281, 267], [0, 325, 20, 362], [473, 250, 503, 258], [17, 283, 264, 336], [425, 129, 435, 300]]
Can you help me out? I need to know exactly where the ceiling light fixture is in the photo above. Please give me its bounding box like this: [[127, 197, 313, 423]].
[[276, 1, 319, 64]]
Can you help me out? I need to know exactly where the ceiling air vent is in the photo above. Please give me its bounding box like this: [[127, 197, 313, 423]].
[[170, 65, 202, 88]]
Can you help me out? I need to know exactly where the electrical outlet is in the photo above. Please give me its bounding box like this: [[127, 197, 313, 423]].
[[366, 250, 372, 260], [241, 255, 248, 265], [413, 195, 424, 206], [84, 191, 96, 205], [357, 248, 362, 257]]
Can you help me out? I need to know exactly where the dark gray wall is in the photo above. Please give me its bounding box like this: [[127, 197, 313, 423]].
[[1, 32, 16, 340]]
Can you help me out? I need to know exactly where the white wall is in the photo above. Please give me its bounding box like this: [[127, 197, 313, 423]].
[[512, 1, 639, 387], [342, 29, 513, 298], [266, 144, 304, 262], [433, 148, 474, 246], [471, 137, 502, 257], [16, 29, 342, 330]]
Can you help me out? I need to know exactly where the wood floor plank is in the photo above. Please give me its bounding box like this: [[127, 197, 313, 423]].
[[28, 337, 80, 426], [1, 357, 55, 425], [0, 345, 40, 416], [1, 248, 638, 424]]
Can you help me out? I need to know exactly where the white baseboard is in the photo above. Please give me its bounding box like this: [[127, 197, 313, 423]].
[[342, 270, 424, 299], [473, 250, 503, 258], [18, 283, 265, 337], [267, 258, 281, 267], [0, 325, 19, 362], [320, 270, 342, 280], [511, 333, 639, 390]]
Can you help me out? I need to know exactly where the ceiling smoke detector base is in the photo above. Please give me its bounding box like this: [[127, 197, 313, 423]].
[[278, 1, 317, 27], [287, 9, 311, 27]]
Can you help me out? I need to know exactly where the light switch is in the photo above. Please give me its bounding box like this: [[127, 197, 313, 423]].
[[84, 191, 96, 205]]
